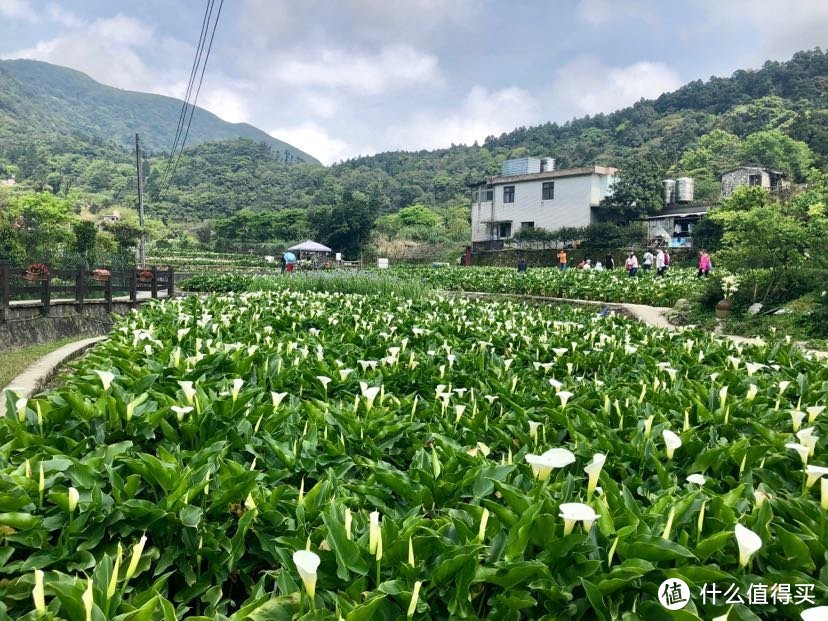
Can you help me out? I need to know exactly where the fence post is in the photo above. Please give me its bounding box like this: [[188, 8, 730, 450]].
[[151, 265, 158, 299], [76, 266, 86, 313], [129, 268, 137, 307], [167, 267, 174, 298], [41, 265, 52, 316], [105, 273, 113, 313], [0, 263, 9, 322]]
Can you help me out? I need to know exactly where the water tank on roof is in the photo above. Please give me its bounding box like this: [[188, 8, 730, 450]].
[[541, 157, 556, 172], [502, 157, 541, 176], [676, 177, 694, 203], [662, 179, 676, 205]]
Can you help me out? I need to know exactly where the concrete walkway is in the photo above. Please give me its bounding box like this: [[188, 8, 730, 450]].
[[460, 290, 827, 359], [0, 336, 107, 417]]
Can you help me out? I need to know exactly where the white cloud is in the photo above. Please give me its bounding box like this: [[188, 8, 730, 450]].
[[2, 14, 191, 95], [548, 56, 683, 117], [0, 0, 37, 21], [239, 0, 481, 47], [46, 3, 84, 28], [199, 87, 252, 124], [698, 0, 828, 59], [269, 45, 441, 95], [387, 86, 540, 151], [269, 122, 365, 165], [577, 0, 656, 27]]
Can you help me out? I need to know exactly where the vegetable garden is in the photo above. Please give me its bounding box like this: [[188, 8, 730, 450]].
[[2, 290, 827, 619]]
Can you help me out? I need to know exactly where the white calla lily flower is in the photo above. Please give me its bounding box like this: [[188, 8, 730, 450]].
[[559, 502, 598, 535], [662, 429, 682, 459], [791, 410, 806, 432], [735, 523, 762, 567], [806, 405, 825, 424], [584, 453, 606, 496], [802, 607, 828, 621], [369, 511, 381, 554], [171, 406, 193, 422], [687, 474, 706, 486], [786, 442, 810, 465], [557, 391, 574, 408], [525, 448, 576, 481], [407, 580, 423, 618], [82, 577, 93, 621], [293, 550, 321, 599], [95, 370, 115, 391], [805, 465, 828, 489], [68, 487, 80, 513]]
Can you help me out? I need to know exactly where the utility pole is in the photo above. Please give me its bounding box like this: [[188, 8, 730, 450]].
[[135, 133, 145, 268]]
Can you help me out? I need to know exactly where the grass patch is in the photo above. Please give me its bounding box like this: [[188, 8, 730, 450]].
[[1, 338, 80, 390]]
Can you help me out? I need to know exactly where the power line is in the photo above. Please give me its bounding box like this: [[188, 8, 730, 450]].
[[156, 0, 214, 195], [160, 0, 224, 202], [155, 0, 223, 199]]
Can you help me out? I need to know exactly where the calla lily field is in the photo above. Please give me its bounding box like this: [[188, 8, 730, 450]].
[[1, 287, 827, 619]]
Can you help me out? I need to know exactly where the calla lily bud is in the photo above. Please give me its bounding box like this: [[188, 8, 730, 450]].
[[478, 508, 490, 543], [735, 524, 762, 567], [16, 398, 27, 422], [344, 508, 352, 540], [244, 493, 256, 511], [125, 535, 147, 582], [82, 577, 93, 621], [376, 528, 383, 560], [408, 536, 415, 567], [662, 507, 675, 540], [178, 381, 196, 405], [822, 478, 828, 511], [231, 378, 244, 401], [68, 487, 80, 513], [369, 511, 380, 554], [107, 543, 122, 599], [33, 569, 46, 617], [293, 550, 320, 600], [407, 581, 423, 618], [644, 415, 654, 438]]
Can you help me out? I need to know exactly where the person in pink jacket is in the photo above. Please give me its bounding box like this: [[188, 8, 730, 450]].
[[697, 250, 712, 277]]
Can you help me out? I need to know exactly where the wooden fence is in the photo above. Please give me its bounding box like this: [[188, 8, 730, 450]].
[[0, 264, 174, 322]]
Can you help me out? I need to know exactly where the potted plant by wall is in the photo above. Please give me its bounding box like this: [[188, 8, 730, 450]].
[[23, 263, 49, 281], [137, 269, 154, 283], [715, 275, 740, 319], [91, 268, 111, 282]]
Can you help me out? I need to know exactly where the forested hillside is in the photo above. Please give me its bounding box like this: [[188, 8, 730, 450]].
[[0, 49, 827, 253], [0, 59, 318, 163]]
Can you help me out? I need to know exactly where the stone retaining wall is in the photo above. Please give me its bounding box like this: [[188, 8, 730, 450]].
[[1, 301, 135, 350]]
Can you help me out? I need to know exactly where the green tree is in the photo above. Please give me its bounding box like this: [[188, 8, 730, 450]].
[[597, 161, 664, 224], [739, 129, 813, 180], [71, 220, 98, 267], [397, 204, 440, 228], [104, 220, 142, 254], [9, 191, 74, 259], [307, 191, 377, 258]]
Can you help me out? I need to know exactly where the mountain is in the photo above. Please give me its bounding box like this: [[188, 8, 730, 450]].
[[0, 59, 320, 164], [1, 50, 827, 247]]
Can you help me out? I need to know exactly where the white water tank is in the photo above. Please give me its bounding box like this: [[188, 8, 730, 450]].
[[676, 177, 694, 203], [662, 179, 676, 205], [541, 157, 556, 172]]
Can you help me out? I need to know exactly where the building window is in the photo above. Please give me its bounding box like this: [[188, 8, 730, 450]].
[[521, 221, 534, 230], [542, 181, 555, 200], [749, 174, 762, 187], [498, 222, 512, 239], [503, 185, 515, 203]]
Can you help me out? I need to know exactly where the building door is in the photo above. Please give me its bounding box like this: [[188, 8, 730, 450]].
[[498, 222, 512, 239]]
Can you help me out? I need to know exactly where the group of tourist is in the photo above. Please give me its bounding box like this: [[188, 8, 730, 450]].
[[516, 248, 715, 278]]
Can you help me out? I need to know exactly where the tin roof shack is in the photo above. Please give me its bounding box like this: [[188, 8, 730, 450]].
[[721, 167, 789, 197], [647, 205, 709, 249]]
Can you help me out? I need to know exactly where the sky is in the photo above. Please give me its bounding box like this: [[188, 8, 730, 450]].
[[1, 1, 827, 165]]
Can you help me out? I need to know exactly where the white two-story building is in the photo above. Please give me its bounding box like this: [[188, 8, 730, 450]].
[[470, 158, 617, 250]]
